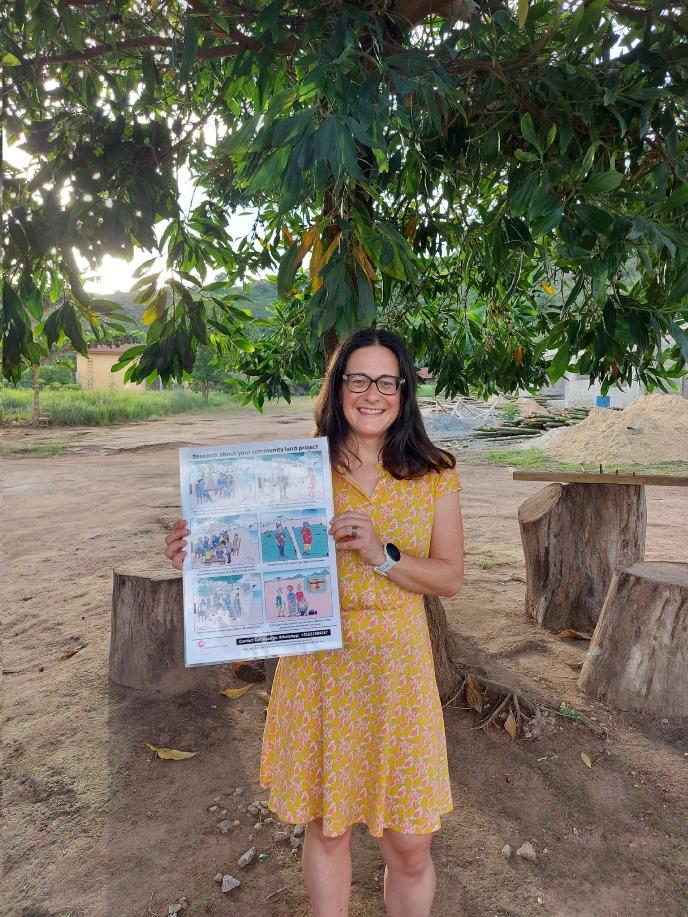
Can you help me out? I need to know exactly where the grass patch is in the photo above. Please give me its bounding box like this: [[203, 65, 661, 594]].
[[0, 443, 67, 457], [478, 448, 688, 476], [474, 549, 517, 569], [0, 389, 231, 426]]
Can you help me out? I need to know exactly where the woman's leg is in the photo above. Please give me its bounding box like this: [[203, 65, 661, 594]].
[[377, 829, 435, 917], [302, 818, 353, 917]]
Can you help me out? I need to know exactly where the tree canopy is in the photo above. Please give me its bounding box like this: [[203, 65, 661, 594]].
[[3, 0, 688, 401]]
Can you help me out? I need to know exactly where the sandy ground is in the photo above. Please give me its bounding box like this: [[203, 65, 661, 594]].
[[3, 404, 688, 917]]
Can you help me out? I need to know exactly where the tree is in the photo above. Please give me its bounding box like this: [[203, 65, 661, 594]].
[[3, 0, 687, 401], [5, 0, 687, 701]]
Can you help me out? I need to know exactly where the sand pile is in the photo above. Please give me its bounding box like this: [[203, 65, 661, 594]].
[[544, 393, 688, 464]]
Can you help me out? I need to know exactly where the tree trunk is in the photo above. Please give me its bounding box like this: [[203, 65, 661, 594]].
[[579, 562, 688, 716], [32, 366, 40, 426], [518, 483, 646, 633], [425, 595, 461, 702], [110, 560, 219, 693]]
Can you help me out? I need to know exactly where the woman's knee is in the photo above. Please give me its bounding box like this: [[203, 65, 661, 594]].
[[379, 831, 433, 878], [305, 818, 353, 856]]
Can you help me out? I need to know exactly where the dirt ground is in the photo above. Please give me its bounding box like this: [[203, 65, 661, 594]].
[[3, 404, 687, 917]]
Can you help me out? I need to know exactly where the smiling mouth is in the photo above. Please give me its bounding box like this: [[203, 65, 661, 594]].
[[358, 408, 385, 415]]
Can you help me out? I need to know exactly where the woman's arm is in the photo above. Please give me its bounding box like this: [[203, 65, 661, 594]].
[[328, 490, 464, 597]]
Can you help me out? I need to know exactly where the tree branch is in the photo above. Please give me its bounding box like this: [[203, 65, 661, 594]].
[[607, 1, 688, 38], [29, 34, 300, 69]]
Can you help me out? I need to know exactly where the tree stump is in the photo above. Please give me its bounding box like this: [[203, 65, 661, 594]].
[[110, 560, 218, 693], [518, 483, 646, 633], [579, 562, 688, 716]]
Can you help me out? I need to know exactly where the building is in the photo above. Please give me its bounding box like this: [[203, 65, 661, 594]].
[[75, 344, 146, 392]]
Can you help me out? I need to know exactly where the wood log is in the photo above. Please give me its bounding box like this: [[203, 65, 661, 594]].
[[518, 483, 646, 633], [579, 562, 688, 716], [110, 560, 219, 693]]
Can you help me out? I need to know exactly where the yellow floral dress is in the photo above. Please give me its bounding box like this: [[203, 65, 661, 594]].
[[260, 465, 462, 837]]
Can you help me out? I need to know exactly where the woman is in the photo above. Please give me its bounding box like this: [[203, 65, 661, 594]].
[[165, 328, 464, 917]]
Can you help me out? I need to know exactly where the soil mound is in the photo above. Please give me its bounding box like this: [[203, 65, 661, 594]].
[[544, 393, 688, 464]]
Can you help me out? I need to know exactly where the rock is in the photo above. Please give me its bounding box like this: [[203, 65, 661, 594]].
[[516, 842, 537, 862], [264, 817, 274, 825], [234, 787, 245, 795], [233, 820, 241, 827], [217, 820, 233, 834], [293, 824, 305, 838], [214, 873, 223, 883], [209, 805, 219, 812], [247, 804, 260, 816], [274, 831, 290, 842], [221, 875, 241, 893], [259, 799, 270, 808], [254, 822, 263, 831], [502, 844, 512, 859], [168, 906, 182, 915], [214, 796, 221, 803], [238, 846, 256, 868], [290, 837, 302, 849]]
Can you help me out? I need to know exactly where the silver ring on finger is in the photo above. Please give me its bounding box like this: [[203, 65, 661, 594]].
[[351, 525, 358, 538]]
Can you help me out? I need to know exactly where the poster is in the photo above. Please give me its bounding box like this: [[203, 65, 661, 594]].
[[179, 437, 342, 665]]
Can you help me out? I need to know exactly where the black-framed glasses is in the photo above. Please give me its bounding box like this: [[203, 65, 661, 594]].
[[342, 373, 405, 395]]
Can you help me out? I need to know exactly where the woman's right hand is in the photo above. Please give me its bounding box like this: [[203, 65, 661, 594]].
[[164, 519, 189, 570]]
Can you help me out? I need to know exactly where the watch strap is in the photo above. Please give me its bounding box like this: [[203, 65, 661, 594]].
[[373, 543, 400, 576]]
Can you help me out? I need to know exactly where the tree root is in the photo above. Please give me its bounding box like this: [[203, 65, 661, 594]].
[[443, 659, 607, 737]]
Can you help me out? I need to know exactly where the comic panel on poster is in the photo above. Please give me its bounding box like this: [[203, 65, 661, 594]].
[[179, 437, 342, 665]]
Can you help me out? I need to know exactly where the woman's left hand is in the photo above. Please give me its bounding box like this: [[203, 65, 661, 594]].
[[329, 512, 386, 567]]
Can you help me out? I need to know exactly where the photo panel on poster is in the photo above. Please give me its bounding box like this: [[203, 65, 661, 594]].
[[189, 513, 259, 567], [193, 574, 263, 631], [256, 451, 325, 506], [263, 567, 334, 623], [260, 507, 329, 564], [187, 457, 257, 509]]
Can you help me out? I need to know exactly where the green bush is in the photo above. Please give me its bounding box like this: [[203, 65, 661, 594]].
[[499, 402, 521, 423]]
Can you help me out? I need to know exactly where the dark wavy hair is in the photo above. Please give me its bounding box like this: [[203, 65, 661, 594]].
[[314, 327, 456, 479]]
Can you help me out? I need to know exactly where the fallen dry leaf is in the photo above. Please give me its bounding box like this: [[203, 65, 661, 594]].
[[220, 684, 254, 699], [60, 644, 86, 660], [146, 743, 197, 761], [565, 660, 584, 670], [554, 629, 593, 641], [465, 675, 485, 713], [504, 710, 518, 739], [580, 751, 592, 768]]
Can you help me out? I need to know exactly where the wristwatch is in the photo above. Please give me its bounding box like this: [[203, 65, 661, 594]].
[[373, 542, 401, 576]]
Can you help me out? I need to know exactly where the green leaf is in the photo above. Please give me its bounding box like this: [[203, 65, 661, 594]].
[[520, 113, 540, 152], [575, 204, 615, 236], [549, 344, 570, 383], [661, 183, 688, 212], [668, 321, 688, 363], [581, 171, 624, 194], [667, 269, 688, 306], [179, 12, 200, 85], [514, 149, 539, 163], [3, 53, 22, 66], [581, 752, 592, 768], [518, 0, 529, 29], [355, 261, 376, 326], [276, 241, 301, 300]]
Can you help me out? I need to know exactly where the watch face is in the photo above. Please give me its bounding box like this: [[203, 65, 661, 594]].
[[386, 543, 401, 562]]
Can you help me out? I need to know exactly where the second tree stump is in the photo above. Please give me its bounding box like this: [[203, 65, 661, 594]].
[[579, 561, 688, 716]]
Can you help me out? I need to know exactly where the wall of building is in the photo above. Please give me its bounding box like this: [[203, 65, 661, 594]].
[[75, 351, 144, 392]]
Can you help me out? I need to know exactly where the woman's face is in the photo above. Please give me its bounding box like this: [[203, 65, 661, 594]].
[[340, 345, 402, 447]]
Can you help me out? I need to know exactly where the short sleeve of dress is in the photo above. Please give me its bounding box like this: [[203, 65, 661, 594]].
[[433, 465, 462, 498]]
